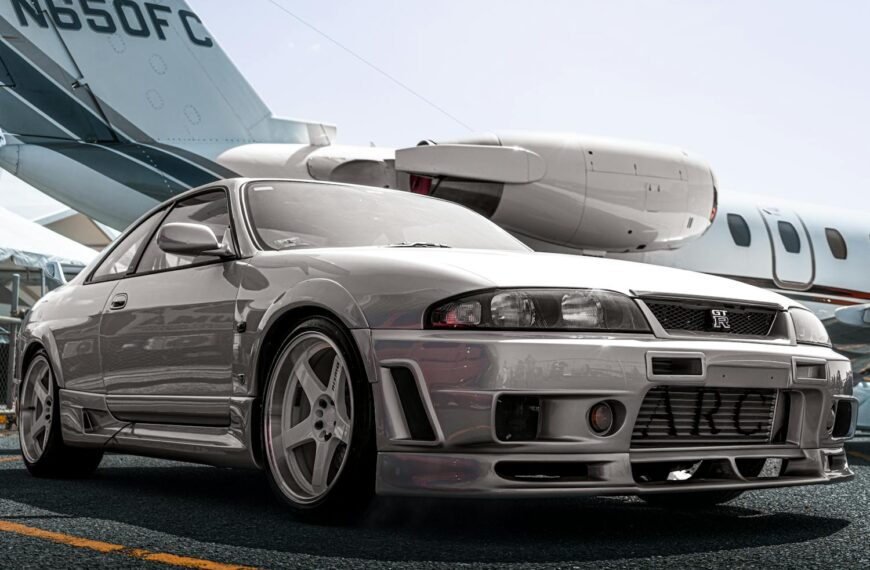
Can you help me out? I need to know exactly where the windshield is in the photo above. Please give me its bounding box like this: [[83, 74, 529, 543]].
[[244, 181, 530, 252]]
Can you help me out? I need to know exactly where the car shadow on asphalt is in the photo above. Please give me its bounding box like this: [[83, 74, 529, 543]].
[[0, 449, 856, 565], [845, 438, 870, 460]]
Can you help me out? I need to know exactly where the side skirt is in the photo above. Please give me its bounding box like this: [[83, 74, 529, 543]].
[[58, 389, 262, 469]]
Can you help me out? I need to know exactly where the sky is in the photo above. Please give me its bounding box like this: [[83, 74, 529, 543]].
[[2, 0, 868, 218]]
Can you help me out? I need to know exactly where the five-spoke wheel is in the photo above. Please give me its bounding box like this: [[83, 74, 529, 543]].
[[19, 355, 54, 464], [263, 318, 375, 519], [19, 350, 103, 478]]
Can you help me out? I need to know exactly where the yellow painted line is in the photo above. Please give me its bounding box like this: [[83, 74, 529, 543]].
[[0, 521, 256, 570], [0, 456, 21, 463], [848, 450, 870, 462]]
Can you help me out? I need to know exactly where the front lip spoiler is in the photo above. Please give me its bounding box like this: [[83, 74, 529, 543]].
[[375, 448, 853, 498]]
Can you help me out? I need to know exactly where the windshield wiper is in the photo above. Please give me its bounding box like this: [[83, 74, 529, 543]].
[[273, 237, 316, 250], [386, 242, 452, 248]]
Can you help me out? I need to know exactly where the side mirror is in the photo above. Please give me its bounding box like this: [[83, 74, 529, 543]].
[[156, 223, 234, 258]]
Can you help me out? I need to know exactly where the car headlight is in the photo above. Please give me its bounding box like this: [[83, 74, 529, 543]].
[[429, 289, 650, 331], [790, 308, 831, 347]]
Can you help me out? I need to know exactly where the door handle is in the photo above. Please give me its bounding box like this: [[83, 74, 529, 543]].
[[109, 293, 128, 311]]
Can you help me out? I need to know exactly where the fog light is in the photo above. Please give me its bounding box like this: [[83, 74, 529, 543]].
[[589, 402, 615, 435]]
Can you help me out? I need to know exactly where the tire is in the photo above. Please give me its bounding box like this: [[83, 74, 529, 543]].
[[262, 317, 376, 522], [19, 350, 103, 478]]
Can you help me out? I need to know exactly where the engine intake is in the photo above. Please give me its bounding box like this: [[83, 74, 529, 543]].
[[395, 132, 718, 253]]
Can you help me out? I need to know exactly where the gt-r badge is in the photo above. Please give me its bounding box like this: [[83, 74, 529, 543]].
[[710, 309, 731, 330]]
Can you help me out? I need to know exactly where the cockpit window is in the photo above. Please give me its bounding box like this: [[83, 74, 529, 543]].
[[244, 182, 529, 252], [825, 228, 847, 260], [726, 214, 751, 247], [777, 221, 801, 254]]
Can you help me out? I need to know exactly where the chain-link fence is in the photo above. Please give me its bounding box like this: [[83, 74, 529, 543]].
[[0, 267, 71, 420], [0, 316, 19, 412]]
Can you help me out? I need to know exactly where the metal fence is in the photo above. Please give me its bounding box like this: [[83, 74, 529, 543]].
[[0, 316, 20, 413]]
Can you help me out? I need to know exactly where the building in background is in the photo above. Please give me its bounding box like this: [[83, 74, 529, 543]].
[[35, 210, 119, 252]]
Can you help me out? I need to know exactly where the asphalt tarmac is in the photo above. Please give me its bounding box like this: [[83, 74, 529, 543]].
[[0, 432, 868, 569]]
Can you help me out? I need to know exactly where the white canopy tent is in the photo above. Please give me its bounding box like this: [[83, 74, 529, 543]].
[[0, 205, 98, 268], [0, 205, 98, 313]]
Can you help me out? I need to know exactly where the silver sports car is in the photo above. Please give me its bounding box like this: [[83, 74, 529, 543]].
[[14, 179, 858, 519]]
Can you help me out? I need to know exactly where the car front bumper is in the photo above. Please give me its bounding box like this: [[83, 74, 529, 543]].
[[365, 331, 857, 497]]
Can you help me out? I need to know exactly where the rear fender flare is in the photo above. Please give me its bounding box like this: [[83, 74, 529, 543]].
[[17, 322, 63, 388]]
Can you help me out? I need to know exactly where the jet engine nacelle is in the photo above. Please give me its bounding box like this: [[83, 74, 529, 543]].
[[394, 132, 718, 253], [216, 132, 718, 253]]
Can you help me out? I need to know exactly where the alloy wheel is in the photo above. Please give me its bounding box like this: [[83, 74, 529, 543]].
[[20, 356, 54, 463], [265, 332, 354, 504]]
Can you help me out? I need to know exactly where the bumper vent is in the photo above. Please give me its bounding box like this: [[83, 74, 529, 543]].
[[495, 395, 541, 442], [650, 357, 703, 377], [632, 386, 778, 447], [390, 367, 437, 441], [644, 299, 778, 337]]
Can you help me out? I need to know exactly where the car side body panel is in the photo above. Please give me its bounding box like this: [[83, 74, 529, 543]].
[[17, 280, 118, 392]]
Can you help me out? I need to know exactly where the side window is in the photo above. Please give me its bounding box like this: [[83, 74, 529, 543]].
[[825, 228, 847, 260], [726, 213, 751, 247], [777, 221, 801, 254], [135, 190, 231, 274], [90, 209, 165, 282]]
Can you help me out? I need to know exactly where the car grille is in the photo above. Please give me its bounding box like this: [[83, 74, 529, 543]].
[[644, 300, 777, 337], [632, 386, 778, 447]]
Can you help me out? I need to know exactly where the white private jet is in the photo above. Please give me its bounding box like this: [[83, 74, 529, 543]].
[[0, 0, 866, 426]]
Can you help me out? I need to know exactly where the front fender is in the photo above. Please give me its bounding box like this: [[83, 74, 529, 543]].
[[256, 278, 369, 332], [241, 278, 369, 397]]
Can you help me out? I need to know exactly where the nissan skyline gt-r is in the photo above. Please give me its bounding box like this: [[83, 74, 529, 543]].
[[14, 178, 858, 519]]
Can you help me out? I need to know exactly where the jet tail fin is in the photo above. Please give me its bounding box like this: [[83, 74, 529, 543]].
[[0, 0, 332, 148]]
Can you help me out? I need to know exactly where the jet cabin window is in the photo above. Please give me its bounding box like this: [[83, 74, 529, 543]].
[[825, 228, 848, 260], [90, 209, 165, 282], [777, 221, 801, 254], [726, 214, 751, 247], [135, 190, 232, 274]]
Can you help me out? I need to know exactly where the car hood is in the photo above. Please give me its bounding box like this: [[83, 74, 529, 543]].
[[254, 247, 795, 329], [388, 249, 792, 305]]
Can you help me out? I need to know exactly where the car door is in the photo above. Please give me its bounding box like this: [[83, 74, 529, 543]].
[[758, 206, 815, 289], [55, 207, 168, 393], [99, 189, 240, 427]]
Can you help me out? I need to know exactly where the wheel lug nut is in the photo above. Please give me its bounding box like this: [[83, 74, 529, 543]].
[[314, 420, 323, 430]]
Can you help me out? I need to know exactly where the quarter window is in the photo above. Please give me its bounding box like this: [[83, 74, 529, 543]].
[[726, 214, 751, 247], [135, 190, 231, 274], [777, 221, 801, 254], [825, 228, 847, 260], [90, 209, 165, 282]]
